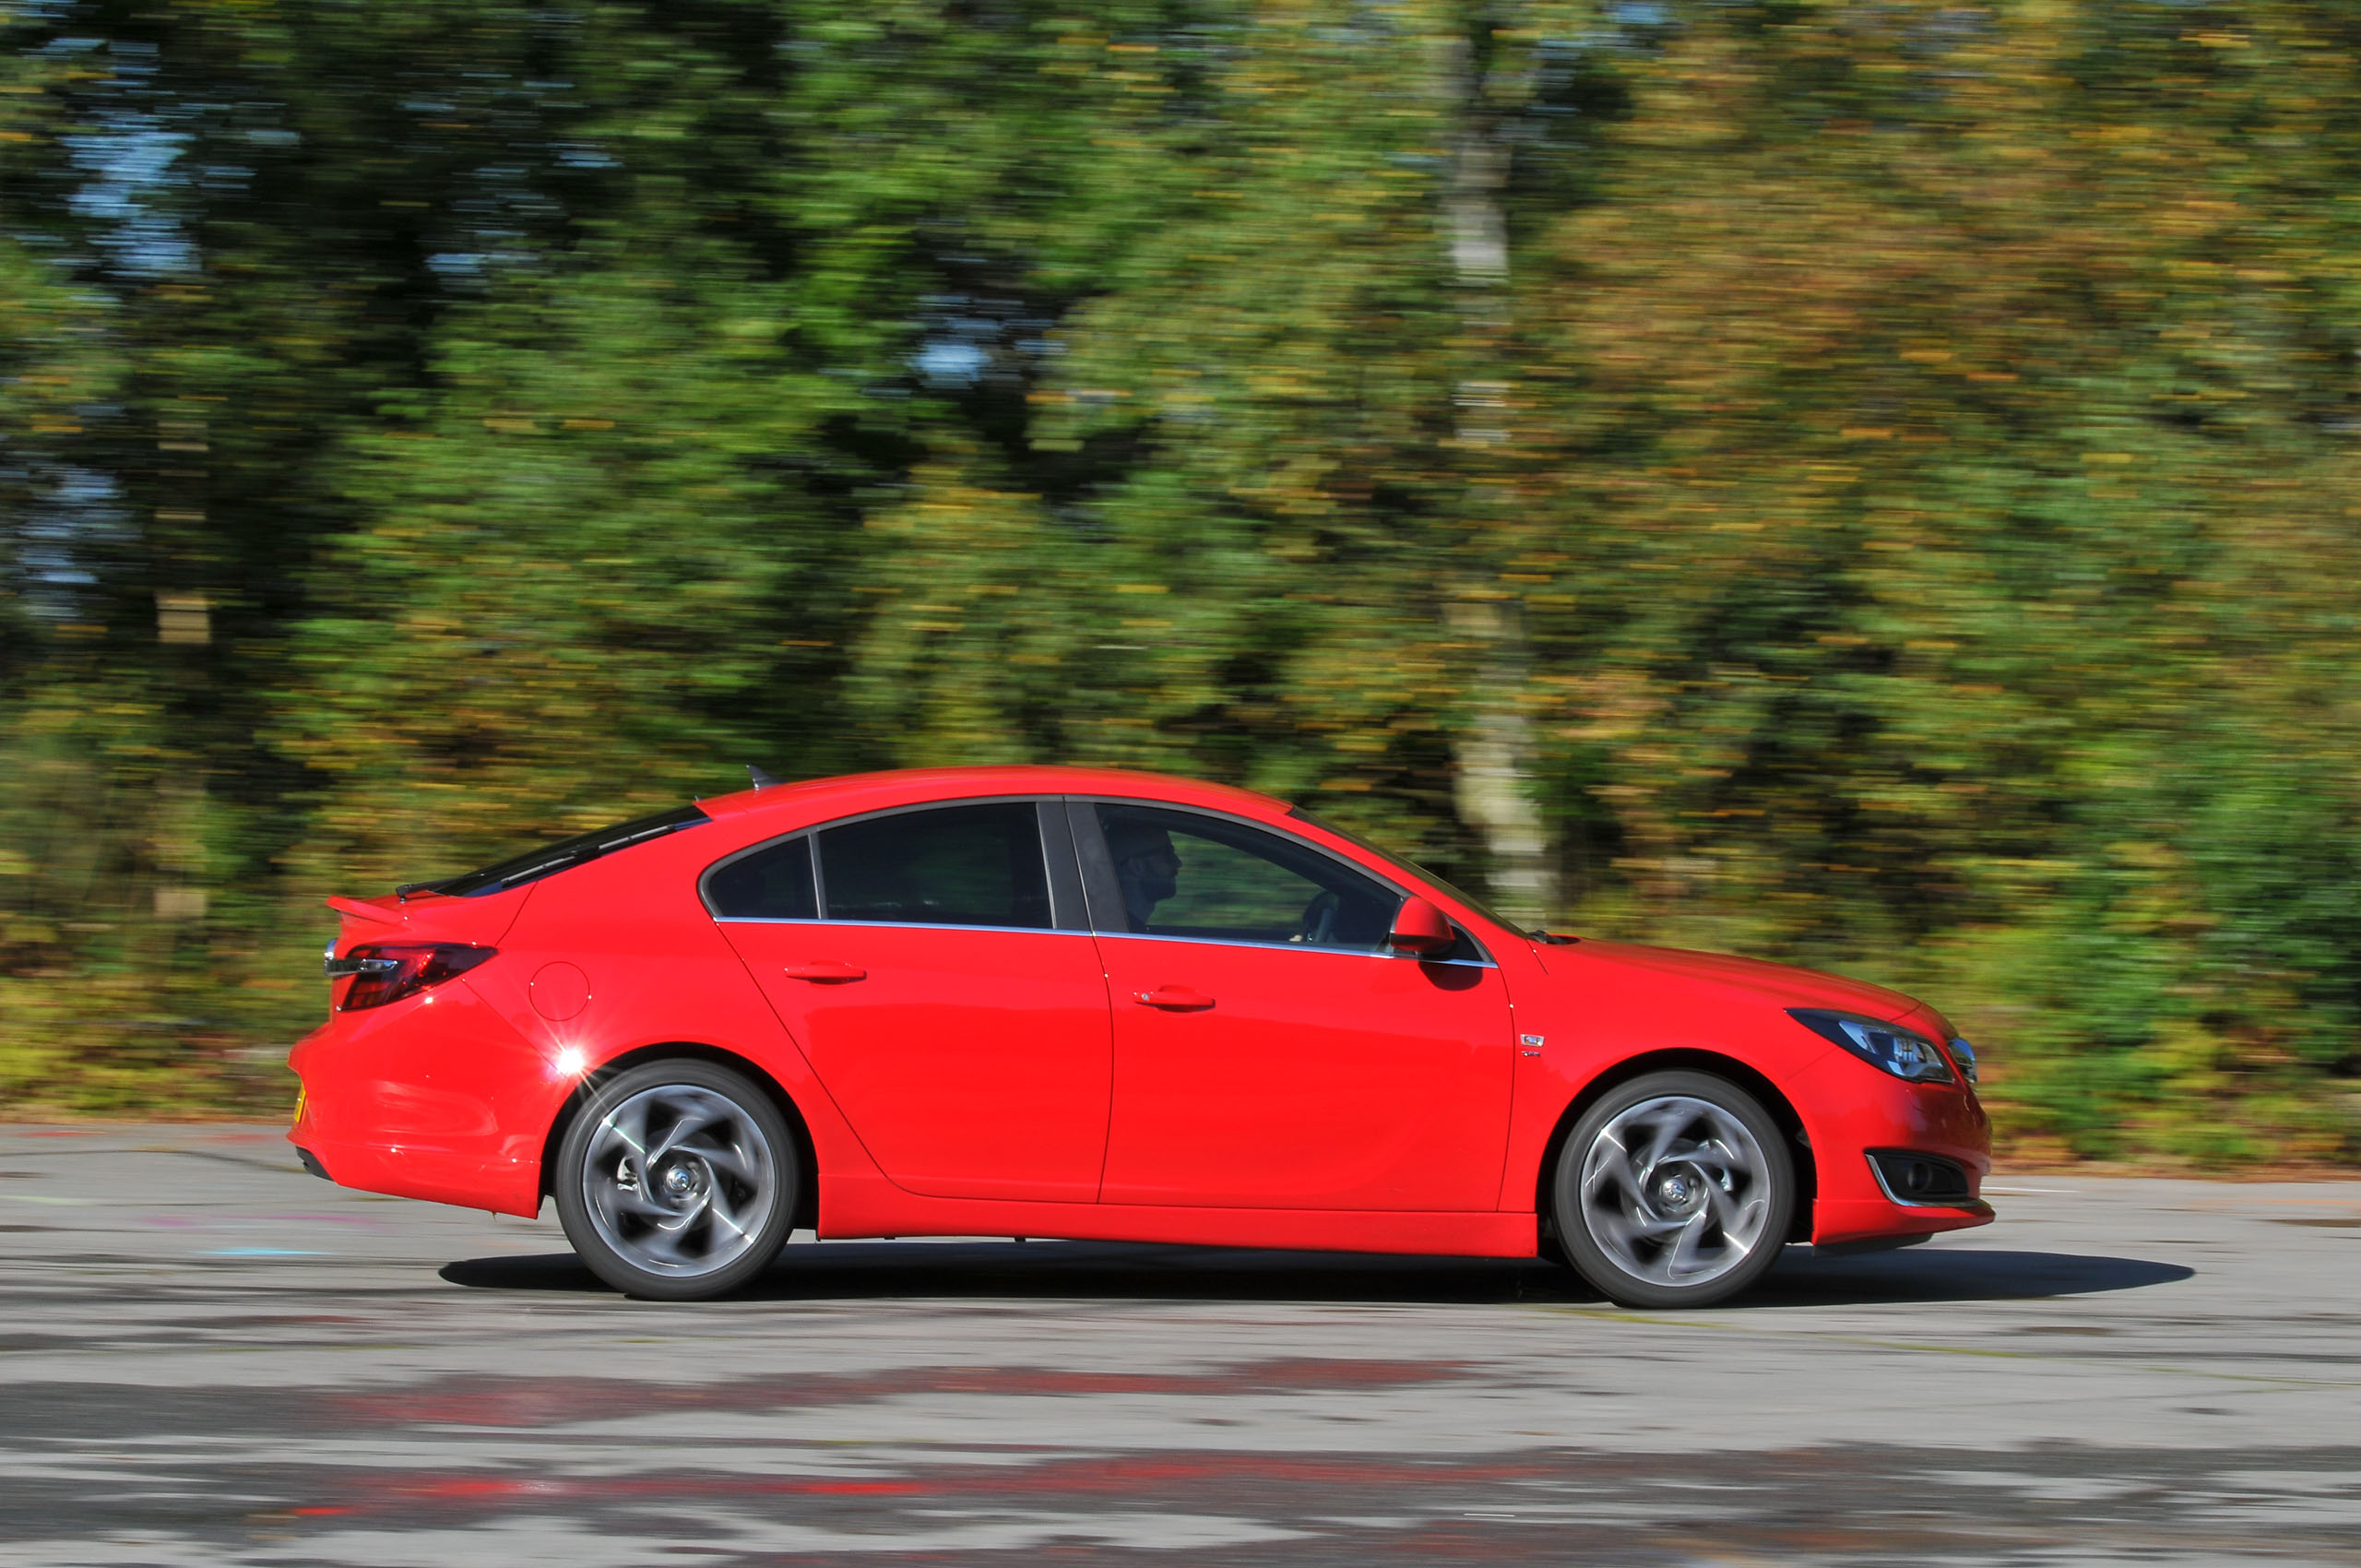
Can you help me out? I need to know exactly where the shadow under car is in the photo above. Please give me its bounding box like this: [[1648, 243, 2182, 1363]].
[[438, 1238, 2192, 1307]]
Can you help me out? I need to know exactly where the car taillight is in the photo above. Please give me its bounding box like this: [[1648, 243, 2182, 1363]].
[[329, 944, 495, 1011]]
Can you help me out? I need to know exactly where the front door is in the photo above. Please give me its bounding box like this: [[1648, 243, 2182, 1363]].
[[713, 800, 1112, 1203], [1083, 802, 1515, 1211]]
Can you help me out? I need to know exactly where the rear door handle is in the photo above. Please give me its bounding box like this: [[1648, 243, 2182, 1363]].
[[783, 961, 866, 983], [1135, 985, 1214, 1012]]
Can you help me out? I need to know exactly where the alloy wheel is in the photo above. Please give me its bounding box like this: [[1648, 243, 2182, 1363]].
[[1576, 1093, 1774, 1289], [579, 1082, 780, 1280]]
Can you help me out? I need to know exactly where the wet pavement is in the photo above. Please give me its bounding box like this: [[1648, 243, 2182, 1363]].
[[3, 1123, 2359, 1564]]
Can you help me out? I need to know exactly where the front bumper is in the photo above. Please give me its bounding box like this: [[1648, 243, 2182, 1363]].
[[1788, 1046, 1995, 1246]]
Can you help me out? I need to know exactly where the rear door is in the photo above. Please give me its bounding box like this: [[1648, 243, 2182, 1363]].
[[1080, 801, 1515, 1211], [712, 799, 1113, 1203]]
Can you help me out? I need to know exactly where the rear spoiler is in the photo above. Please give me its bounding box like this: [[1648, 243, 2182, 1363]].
[[326, 895, 405, 924]]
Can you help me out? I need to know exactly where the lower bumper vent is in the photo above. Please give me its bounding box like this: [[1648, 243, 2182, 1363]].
[[1868, 1149, 1974, 1206]]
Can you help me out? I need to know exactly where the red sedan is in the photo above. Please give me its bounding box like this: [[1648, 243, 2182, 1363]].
[[290, 766, 1992, 1306]]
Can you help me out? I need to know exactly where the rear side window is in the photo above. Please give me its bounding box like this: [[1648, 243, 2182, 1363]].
[[817, 802, 1050, 930], [705, 836, 816, 920], [420, 803, 710, 898]]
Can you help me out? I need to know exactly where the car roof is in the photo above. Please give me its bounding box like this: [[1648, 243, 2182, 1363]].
[[696, 765, 1293, 825]]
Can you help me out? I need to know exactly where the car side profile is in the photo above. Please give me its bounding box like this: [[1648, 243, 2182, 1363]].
[[290, 765, 1993, 1306]]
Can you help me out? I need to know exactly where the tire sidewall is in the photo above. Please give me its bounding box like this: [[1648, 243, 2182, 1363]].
[[554, 1059, 800, 1301], [1552, 1069, 1795, 1310]]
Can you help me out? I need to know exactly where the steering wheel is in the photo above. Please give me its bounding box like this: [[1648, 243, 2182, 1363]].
[[1297, 890, 1340, 946]]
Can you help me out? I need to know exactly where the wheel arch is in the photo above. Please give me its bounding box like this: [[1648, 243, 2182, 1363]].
[[1534, 1048, 1818, 1245], [540, 1042, 821, 1232]]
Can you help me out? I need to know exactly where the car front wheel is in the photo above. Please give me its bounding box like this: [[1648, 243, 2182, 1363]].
[[554, 1060, 799, 1301], [1552, 1070, 1795, 1310]]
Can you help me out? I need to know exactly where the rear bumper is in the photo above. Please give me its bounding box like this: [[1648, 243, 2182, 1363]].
[[1788, 1047, 1996, 1247], [287, 981, 560, 1218], [287, 1127, 540, 1216]]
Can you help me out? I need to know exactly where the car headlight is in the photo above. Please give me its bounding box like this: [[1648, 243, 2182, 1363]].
[[1947, 1036, 1978, 1084], [1788, 1009, 1956, 1085]]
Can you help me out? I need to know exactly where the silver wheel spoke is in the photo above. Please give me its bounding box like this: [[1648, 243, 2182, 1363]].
[[706, 1185, 753, 1245], [674, 1134, 757, 1186], [1584, 1134, 1644, 1204], [1706, 1181, 1765, 1237], [1679, 1140, 1745, 1175], [602, 1186, 677, 1222], [634, 1218, 697, 1265], [1664, 1210, 1713, 1279], [646, 1107, 729, 1165], [1596, 1210, 1686, 1249], [1632, 1111, 1690, 1184], [1584, 1166, 1638, 1209], [607, 1103, 653, 1163]]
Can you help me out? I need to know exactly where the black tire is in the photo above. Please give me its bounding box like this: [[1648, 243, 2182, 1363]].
[[554, 1059, 800, 1301], [1551, 1070, 1794, 1310]]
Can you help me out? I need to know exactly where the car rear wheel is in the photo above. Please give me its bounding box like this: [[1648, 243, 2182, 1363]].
[[1552, 1070, 1794, 1310], [554, 1060, 799, 1301]]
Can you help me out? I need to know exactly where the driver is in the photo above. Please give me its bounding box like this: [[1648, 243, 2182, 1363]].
[[1105, 819, 1182, 932]]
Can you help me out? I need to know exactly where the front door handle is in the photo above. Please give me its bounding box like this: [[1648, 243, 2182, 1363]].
[[783, 960, 867, 983], [1135, 985, 1214, 1012]]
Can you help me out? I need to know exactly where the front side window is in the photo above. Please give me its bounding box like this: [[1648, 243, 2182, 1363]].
[[817, 802, 1051, 930], [1093, 803, 1398, 950]]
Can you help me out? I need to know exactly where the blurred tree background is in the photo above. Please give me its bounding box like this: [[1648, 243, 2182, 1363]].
[[3, 0, 2357, 1163]]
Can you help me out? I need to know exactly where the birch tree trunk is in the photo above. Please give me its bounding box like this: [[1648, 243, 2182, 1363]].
[[1436, 22, 1560, 928]]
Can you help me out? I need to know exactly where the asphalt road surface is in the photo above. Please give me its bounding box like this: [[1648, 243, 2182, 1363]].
[[4, 1123, 2360, 1566]]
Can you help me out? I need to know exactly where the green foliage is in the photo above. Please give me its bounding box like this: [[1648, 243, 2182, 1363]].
[[1, 0, 2357, 1161]]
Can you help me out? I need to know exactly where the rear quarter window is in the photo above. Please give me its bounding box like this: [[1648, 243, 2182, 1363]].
[[705, 837, 818, 921]]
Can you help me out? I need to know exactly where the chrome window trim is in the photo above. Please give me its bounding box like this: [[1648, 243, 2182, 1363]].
[[698, 794, 1074, 931], [711, 916, 1103, 938], [703, 790, 1501, 962], [1088, 927, 1496, 968], [707, 917, 1495, 965]]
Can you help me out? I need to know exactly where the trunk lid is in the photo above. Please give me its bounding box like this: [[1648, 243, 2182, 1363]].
[[326, 884, 535, 955]]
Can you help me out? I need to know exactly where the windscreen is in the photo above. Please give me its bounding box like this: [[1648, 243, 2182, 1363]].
[[1284, 806, 1530, 938]]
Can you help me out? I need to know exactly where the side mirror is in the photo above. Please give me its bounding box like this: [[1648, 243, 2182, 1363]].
[[1388, 897, 1457, 958]]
